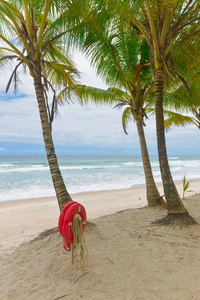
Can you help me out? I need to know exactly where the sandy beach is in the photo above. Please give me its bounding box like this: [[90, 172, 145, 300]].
[[0, 180, 200, 299]]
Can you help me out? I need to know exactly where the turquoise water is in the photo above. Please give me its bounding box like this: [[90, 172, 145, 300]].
[[0, 155, 200, 202]]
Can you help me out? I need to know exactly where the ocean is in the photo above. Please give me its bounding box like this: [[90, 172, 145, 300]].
[[0, 155, 200, 203]]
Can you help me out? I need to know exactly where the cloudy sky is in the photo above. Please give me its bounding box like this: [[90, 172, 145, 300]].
[[0, 52, 200, 156]]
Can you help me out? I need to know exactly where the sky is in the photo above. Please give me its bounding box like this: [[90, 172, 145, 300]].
[[0, 51, 200, 156]]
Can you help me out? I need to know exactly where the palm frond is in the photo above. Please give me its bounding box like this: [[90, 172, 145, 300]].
[[58, 84, 121, 106], [164, 110, 196, 131], [6, 60, 23, 93], [122, 106, 133, 135]]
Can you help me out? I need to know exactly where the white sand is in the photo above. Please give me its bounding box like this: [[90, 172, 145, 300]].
[[0, 180, 200, 299]]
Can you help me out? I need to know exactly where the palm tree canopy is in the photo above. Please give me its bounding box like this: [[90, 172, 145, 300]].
[[101, 0, 200, 85], [0, 0, 79, 122], [59, 18, 154, 127]]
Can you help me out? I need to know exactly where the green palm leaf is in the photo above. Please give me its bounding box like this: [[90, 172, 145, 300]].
[[164, 111, 197, 131], [122, 107, 133, 135]]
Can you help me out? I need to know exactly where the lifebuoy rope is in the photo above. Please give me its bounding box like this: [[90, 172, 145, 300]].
[[72, 214, 88, 269]]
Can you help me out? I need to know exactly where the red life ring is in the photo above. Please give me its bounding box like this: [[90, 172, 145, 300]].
[[58, 201, 87, 252], [58, 201, 77, 235]]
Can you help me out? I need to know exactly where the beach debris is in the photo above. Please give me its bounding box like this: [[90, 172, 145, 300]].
[[157, 195, 168, 209], [58, 201, 88, 268]]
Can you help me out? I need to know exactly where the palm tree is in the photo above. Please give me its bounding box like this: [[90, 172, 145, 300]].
[[0, 0, 79, 211], [60, 24, 166, 207], [111, 0, 200, 224]]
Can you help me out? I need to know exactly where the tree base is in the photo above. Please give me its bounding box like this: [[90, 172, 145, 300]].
[[153, 212, 197, 227]]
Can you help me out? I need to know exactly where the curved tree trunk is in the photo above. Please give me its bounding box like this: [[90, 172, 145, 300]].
[[33, 73, 72, 212], [154, 68, 196, 224], [136, 118, 163, 206]]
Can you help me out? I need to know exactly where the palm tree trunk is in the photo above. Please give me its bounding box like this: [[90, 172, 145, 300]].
[[33, 73, 72, 212], [154, 67, 196, 225], [136, 118, 163, 206]]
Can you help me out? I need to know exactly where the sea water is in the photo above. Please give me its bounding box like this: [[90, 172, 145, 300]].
[[0, 155, 200, 202]]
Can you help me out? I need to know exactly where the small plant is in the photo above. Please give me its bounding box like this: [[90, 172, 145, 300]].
[[182, 175, 191, 199]]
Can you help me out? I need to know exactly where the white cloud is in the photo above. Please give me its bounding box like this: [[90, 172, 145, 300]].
[[0, 96, 42, 143], [52, 104, 139, 148]]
